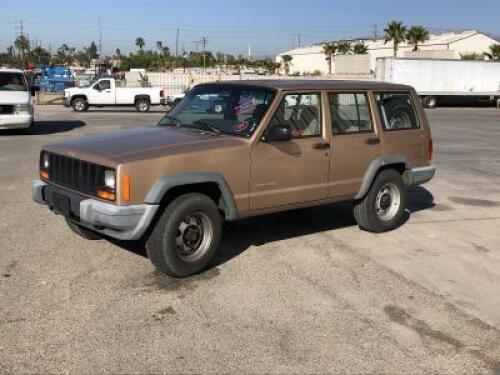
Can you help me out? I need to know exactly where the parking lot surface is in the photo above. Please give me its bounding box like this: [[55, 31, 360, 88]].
[[1, 105, 500, 373]]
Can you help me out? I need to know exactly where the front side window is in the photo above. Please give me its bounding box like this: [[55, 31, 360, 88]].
[[375, 92, 420, 130], [0, 73, 27, 91], [158, 84, 275, 137], [96, 80, 111, 90], [268, 93, 322, 138], [329, 93, 372, 134]]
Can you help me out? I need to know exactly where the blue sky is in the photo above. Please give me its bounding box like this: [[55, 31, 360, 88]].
[[1, 0, 499, 57]]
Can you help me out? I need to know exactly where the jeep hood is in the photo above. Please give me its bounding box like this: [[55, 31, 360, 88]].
[[43, 126, 248, 165]]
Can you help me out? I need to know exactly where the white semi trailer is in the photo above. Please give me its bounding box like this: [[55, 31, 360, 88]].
[[376, 57, 500, 108]]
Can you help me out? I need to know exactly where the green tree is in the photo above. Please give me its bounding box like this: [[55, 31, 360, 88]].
[[14, 35, 30, 63], [322, 43, 337, 75], [336, 41, 352, 55], [280, 54, 293, 75], [135, 37, 145, 52], [115, 48, 121, 59], [352, 42, 368, 55], [89, 41, 99, 59], [484, 44, 500, 60], [406, 25, 430, 51], [384, 21, 407, 57]]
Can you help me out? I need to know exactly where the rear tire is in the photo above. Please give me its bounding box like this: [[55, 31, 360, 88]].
[[66, 219, 102, 240], [72, 98, 88, 112], [353, 169, 407, 233], [422, 95, 437, 109], [135, 99, 150, 112], [146, 193, 222, 278]]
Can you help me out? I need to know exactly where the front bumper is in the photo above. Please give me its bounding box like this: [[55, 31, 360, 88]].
[[0, 114, 33, 130], [403, 165, 436, 186], [33, 180, 159, 240]]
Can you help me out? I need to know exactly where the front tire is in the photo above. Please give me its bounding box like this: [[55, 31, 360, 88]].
[[66, 219, 102, 240], [353, 169, 407, 233], [135, 99, 150, 112], [146, 193, 222, 277], [72, 98, 88, 112]]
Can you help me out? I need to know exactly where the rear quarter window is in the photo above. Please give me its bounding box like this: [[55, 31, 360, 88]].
[[375, 92, 420, 131]]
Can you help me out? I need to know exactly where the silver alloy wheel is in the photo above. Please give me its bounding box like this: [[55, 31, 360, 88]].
[[175, 211, 213, 262], [138, 101, 148, 112], [74, 100, 85, 111], [375, 182, 401, 221]]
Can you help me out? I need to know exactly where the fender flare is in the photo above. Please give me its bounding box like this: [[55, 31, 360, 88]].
[[134, 94, 151, 103], [70, 94, 88, 103], [144, 172, 239, 220], [354, 155, 409, 199]]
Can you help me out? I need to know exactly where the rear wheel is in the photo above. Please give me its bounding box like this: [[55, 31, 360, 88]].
[[422, 95, 437, 109], [135, 99, 150, 112], [146, 193, 222, 277], [353, 169, 407, 233], [72, 98, 88, 112], [66, 218, 102, 240]]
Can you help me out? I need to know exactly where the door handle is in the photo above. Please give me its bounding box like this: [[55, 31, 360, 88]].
[[104, 90, 112, 93], [365, 137, 380, 145], [312, 142, 330, 150]]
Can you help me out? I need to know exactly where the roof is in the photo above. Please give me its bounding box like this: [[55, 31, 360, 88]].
[[278, 30, 497, 56], [199, 79, 412, 91], [0, 67, 24, 74]]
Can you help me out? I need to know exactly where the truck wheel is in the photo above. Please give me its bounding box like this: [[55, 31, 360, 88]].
[[65, 218, 102, 240], [72, 98, 88, 112], [353, 169, 407, 233], [146, 193, 222, 278], [422, 95, 437, 109], [135, 99, 150, 112]]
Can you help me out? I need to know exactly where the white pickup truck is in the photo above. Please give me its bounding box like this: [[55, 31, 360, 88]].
[[63, 78, 183, 112]]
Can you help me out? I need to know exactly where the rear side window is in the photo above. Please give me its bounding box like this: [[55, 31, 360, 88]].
[[375, 92, 420, 130], [329, 93, 372, 134]]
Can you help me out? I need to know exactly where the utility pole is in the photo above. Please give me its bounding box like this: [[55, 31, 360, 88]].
[[201, 36, 208, 69], [98, 17, 102, 58], [373, 24, 379, 40], [15, 20, 24, 36], [175, 26, 179, 56], [298, 33, 301, 48]]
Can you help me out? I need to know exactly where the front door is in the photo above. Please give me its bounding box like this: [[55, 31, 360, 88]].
[[250, 92, 330, 211], [88, 79, 114, 105], [328, 92, 382, 197]]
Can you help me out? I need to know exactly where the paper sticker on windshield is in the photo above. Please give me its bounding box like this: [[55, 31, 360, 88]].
[[232, 122, 249, 132], [235, 96, 255, 115]]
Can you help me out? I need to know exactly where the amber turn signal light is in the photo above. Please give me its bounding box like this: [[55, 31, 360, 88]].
[[97, 190, 116, 201], [40, 171, 49, 180], [122, 175, 131, 201]]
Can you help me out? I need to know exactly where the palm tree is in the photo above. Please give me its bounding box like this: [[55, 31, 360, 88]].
[[281, 54, 293, 75], [135, 37, 145, 52], [484, 44, 500, 60], [7, 45, 14, 58], [384, 21, 406, 57], [336, 41, 352, 55], [322, 43, 337, 75], [14, 35, 30, 62], [115, 48, 121, 59], [156, 41, 163, 55], [406, 25, 430, 51], [352, 42, 368, 55]]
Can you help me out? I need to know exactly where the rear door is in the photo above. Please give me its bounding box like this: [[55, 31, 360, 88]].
[[328, 91, 382, 197]]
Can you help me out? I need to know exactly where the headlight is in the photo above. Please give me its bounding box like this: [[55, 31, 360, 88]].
[[15, 103, 32, 114], [42, 153, 50, 170], [104, 170, 116, 190]]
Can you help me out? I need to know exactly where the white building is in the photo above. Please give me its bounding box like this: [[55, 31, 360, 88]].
[[276, 30, 499, 75]]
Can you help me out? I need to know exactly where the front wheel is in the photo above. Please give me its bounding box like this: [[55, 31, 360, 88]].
[[146, 193, 222, 277], [353, 169, 407, 233], [72, 98, 88, 112], [135, 99, 150, 112]]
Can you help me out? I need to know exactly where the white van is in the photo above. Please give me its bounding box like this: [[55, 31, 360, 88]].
[[0, 68, 38, 134]]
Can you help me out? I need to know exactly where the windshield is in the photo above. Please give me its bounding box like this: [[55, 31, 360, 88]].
[[158, 84, 275, 137], [0, 73, 28, 91]]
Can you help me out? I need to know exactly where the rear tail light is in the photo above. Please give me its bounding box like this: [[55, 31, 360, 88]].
[[428, 138, 433, 161], [160, 90, 165, 98]]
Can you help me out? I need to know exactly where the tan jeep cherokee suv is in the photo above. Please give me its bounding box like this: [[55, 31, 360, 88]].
[[33, 80, 435, 277]]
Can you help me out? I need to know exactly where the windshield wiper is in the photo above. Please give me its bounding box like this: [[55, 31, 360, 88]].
[[192, 120, 224, 135]]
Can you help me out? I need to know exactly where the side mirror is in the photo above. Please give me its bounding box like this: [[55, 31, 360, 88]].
[[267, 125, 292, 142], [31, 85, 40, 96]]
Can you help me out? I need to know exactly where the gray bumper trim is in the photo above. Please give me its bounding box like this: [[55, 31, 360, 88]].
[[32, 180, 159, 241], [404, 165, 436, 186]]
